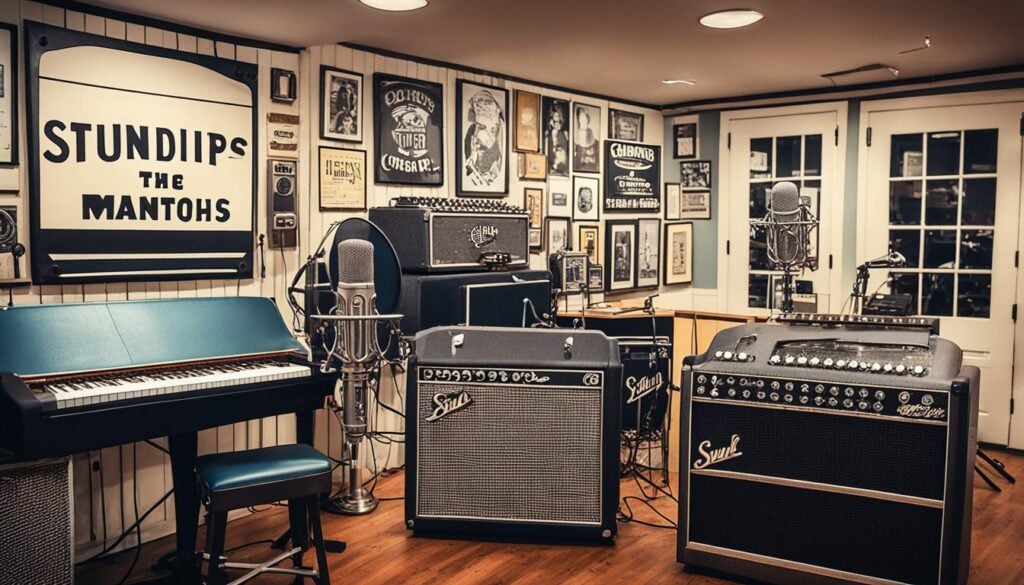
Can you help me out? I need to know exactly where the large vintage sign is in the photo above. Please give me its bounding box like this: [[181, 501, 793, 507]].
[[373, 73, 444, 186], [603, 140, 661, 213], [25, 22, 257, 284]]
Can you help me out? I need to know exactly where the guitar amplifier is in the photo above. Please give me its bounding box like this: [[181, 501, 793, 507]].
[[0, 458, 73, 585], [679, 320, 978, 585], [369, 198, 529, 272], [407, 326, 622, 542]]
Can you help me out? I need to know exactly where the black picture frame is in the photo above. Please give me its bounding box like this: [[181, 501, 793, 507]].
[[0, 23, 18, 166], [373, 72, 444, 186], [608, 108, 644, 142], [604, 219, 637, 292], [320, 65, 363, 143], [572, 175, 600, 222], [604, 140, 661, 213], [673, 122, 697, 159], [680, 159, 713, 190], [270, 67, 296, 103], [542, 96, 570, 177], [456, 79, 509, 197], [587, 264, 605, 292], [663, 222, 694, 285], [571, 102, 601, 174], [679, 190, 712, 220]]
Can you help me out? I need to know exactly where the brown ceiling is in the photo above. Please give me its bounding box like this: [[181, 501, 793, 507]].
[[81, 0, 1024, 106]]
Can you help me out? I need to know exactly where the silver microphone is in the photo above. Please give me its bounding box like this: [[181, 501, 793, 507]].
[[862, 251, 908, 269], [767, 181, 803, 268]]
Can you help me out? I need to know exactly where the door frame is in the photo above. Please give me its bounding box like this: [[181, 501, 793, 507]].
[[717, 101, 849, 315]]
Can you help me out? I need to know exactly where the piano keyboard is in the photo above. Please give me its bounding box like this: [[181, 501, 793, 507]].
[[33, 358, 312, 411]]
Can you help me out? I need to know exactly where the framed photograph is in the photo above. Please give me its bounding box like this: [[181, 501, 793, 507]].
[[525, 187, 544, 228], [664, 182, 681, 220], [318, 147, 366, 210], [270, 67, 296, 103], [0, 23, 17, 165], [571, 102, 601, 173], [664, 222, 694, 285], [636, 218, 661, 288], [609, 109, 644, 142], [605, 219, 636, 292], [457, 79, 509, 197], [518, 152, 547, 180], [374, 73, 444, 185], [680, 160, 712, 190], [529, 227, 543, 250], [542, 96, 570, 177], [572, 175, 600, 222], [588, 264, 605, 292], [680, 190, 712, 220], [562, 251, 589, 295], [546, 217, 570, 253], [514, 90, 541, 153], [673, 122, 697, 159], [547, 176, 571, 218], [604, 141, 661, 212], [320, 66, 363, 142], [576, 223, 601, 268]]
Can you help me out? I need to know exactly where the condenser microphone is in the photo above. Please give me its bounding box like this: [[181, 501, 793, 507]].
[[768, 181, 802, 267], [335, 239, 376, 438]]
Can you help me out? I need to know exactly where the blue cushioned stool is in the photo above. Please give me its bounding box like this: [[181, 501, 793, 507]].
[[195, 444, 333, 585]]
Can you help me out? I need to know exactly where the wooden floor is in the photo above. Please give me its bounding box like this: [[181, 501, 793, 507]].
[[80, 449, 1024, 585]]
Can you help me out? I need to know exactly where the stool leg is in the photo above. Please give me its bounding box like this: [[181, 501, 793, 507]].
[[206, 511, 228, 585], [289, 498, 310, 551], [307, 496, 331, 585]]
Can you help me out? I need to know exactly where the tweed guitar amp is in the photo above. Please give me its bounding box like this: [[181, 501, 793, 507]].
[[369, 197, 529, 272], [678, 315, 979, 585], [407, 326, 622, 542]]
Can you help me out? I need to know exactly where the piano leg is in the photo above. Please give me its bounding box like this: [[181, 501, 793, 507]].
[[168, 432, 202, 584]]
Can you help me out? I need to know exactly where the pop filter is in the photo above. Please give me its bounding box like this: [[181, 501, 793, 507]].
[[329, 217, 402, 314]]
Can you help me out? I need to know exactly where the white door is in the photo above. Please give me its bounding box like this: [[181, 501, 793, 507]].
[[860, 98, 1023, 445], [723, 108, 843, 316]]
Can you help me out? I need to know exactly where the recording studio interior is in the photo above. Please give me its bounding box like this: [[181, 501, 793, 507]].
[[1, 1, 1023, 584]]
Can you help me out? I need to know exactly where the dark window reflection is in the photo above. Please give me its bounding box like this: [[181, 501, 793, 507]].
[[927, 131, 961, 176], [889, 230, 921, 268], [749, 225, 770, 270], [964, 129, 998, 174], [889, 181, 922, 225], [962, 178, 996, 226], [749, 274, 770, 309], [924, 180, 959, 225], [750, 183, 770, 219], [804, 134, 822, 176], [776, 136, 802, 178], [888, 272, 920, 315], [750, 138, 773, 180], [959, 230, 994, 269], [921, 273, 954, 316], [890, 134, 923, 177], [924, 230, 957, 268], [957, 274, 991, 318]]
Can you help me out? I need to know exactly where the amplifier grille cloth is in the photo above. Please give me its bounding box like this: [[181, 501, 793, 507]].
[[417, 382, 602, 524], [0, 460, 72, 585]]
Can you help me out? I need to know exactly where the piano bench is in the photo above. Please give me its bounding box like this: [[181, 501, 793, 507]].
[[195, 444, 333, 585]]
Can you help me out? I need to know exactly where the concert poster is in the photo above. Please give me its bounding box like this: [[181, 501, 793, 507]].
[[373, 73, 444, 186]]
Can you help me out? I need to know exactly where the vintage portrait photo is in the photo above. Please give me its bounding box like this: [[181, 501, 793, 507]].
[[546, 217, 570, 253], [637, 218, 661, 288], [680, 160, 712, 190], [320, 66, 363, 142], [609, 109, 644, 142], [606, 220, 636, 291], [573, 175, 600, 222], [515, 90, 541, 152], [525, 187, 544, 228], [572, 102, 601, 173], [457, 80, 509, 196], [542, 96, 570, 177], [673, 122, 697, 159], [547, 176, 571, 218], [664, 222, 693, 285], [576, 223, 601, 268]]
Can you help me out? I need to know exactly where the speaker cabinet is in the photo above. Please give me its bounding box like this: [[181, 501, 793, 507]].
[[0, 458, 73, 585]]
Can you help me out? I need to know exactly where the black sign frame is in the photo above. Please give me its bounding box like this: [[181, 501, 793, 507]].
[[373, 73, 444, 187], [603, 140, 661, 213]]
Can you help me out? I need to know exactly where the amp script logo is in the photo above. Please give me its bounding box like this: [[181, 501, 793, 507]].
[[425, 391, 472, 422], [470, 225, 499, 248], [692, 434, 743, 470], [625, 372, 663, 404]]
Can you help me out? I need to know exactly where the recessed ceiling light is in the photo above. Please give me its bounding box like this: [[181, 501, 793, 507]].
[[699, 9, 763, 29], [360, 0, 428, 11], [662, 79, 696, 85]]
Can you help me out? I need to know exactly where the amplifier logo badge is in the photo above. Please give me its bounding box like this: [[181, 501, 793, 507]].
[[693, 434, 743, 470], [625, 372, 663, 404], [896, 404, 946, 420], [425, 391, 472, 422], [470, 225, 499, 248]]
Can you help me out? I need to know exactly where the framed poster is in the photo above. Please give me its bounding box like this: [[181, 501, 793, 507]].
[[572, 175, 600, 222], [320, 66, 363, 142], [561, 251, 588, 295], [456, 79, 509, 197], [605, 219, 636, 292], [571, 102, 601, 173], [319, 147, 366, 210], [588, 264, 604, 292], [680, 160, 712, 190], [604, 140, 661, 213], [673, 122, 697, 159], [546, 217, 569, 253], [542, 96, 569, 177], [636, 218, 661, 288], [268, 113, 299, 158], [518, 152, 546, 180], [25, 22, 256, 284], [514, 90, 541, 152], [608, 108, 643, 142], [547, 176, 571, 218], [664, 222, 693, 285], [374, 73, 444, 186], [525, 187, 544, 229], [680, 190, 712, 220], [664, 182, 681, 220], [576, 223, 601, 268], [529, 227, 542, 250], [0, 23, 17, 165]]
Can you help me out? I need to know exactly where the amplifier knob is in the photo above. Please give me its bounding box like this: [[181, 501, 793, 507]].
[[921, 394, 934, 406], [770, 392, 780, 402], [756, 379, 766, 389], [844, 387, 855, 397], [769, 354, 782, 365], [895, 364, 907, 375], [710, 389, 720, 398], [848, 360, 859, 370], [796, 356, 808, 366], [843, 398, 854, 409], [809, 357, 821, 367], [835, 359, 847, 369], [800, 383, 810, 393], [714, 351, 724, 359], [814, 396, 825, 406], [898, 391, 911, 404], [860, 362, 871, 371], [912, 365, 926, 377], [757, 391, 766, 400], [823, 358, 834, 367], [783, 394, 794, 403], [799, 395, 810, 405], [728, 388, 737, 398], [871, 363, 882, 372], [770, 381, 781, 390], [873, 402, 884, 412], [814, 384, 825, 394], [726, 377, 735, 385], [784, 355, 796, 365], [829, 386, 840, 396], [875, 390, 886, 401], [739, 378, 749, 387], [741, 389, 751, 399], [723, 351, 734, 360], [858, 401, 869, 410], [696, 386, 706, 395], [784, 382, 794, 391], [697, 374, 707, 384], [882, 363, 894, 373], [858, 388, 870, 398], [828, 397, 839, 407], [738, 352, 749, 361]]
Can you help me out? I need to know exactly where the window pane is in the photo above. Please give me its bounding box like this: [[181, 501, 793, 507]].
[[749, 274, 770, 309], [959, 230, 994, 269], [890, 133, 923, 177], [889, 230, 921, 268], [924, 179, 959, 225], [889, 273, 920, 314], [749, 225, 771, 270], [750, 138, 772, 180], [804, 134, 822, 176], [776, 136, 802, 178], [749, 183, 770, 218], [923, 230, 957, 268], [921, 273, 954, 316], [962, 178, 996, 226], [957, 274, 991, 318], [926, 131, 961, 176], [889, 181, 922, 225], [964, 129, 998, 174]]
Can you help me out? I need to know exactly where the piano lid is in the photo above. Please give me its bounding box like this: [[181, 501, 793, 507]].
[[0, 297, 305, 378]]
